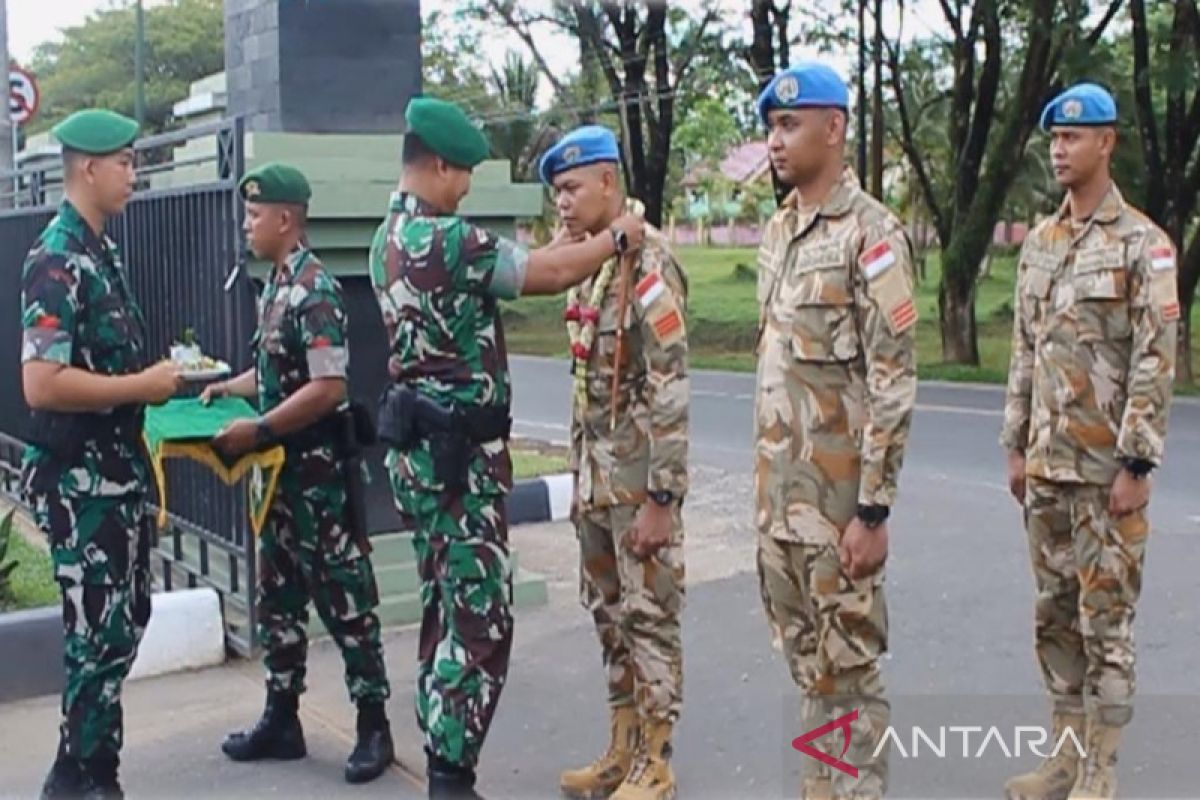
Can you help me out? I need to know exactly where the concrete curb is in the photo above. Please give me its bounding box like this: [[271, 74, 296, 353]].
[[508, 474, 573, 525], [0, 588, 225, 703]]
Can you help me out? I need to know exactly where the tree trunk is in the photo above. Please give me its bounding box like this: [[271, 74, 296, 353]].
[[1177, 243, 1200, 384], [938, 277, 980, 365], [869, 0, 884, 199]]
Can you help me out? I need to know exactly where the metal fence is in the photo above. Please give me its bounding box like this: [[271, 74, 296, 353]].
[[0, 118, 263, 654]]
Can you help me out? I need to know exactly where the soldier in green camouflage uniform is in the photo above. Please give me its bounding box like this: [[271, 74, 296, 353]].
[[537, 126, 689, 800], [206, 163, 393, 784], [20, 110, 184, 799], [754, 65, 918, 800], [1001, 84, 1177, 800], [369, 98, 644, 798]]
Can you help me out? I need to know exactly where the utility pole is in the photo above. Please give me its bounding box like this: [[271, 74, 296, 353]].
[[0, 0, 14, 208], [135, 0, 146, 127]]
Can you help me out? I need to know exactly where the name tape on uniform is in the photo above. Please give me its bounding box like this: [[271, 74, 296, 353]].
[[860, 240, 896, 280]]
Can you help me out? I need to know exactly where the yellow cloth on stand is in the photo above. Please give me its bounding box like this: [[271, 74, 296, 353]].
[[143, 398, 286, 535]]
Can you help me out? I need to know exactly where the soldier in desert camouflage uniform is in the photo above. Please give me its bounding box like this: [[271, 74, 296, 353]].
[[205, 163, 394, 785], [1001, 84, 1177, 800], [20, 109, 184, 799], [753, 64, 918, 800], [369, 98, 645, 799], [538, 126, 689, 800]]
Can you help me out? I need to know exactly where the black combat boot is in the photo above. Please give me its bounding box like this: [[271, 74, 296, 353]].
[[221, 689, 307, 761], [427, 750, 484, 799], [344, 700, 395, 784], [78, 751, 122, 800], [40, 736, 83, 799]]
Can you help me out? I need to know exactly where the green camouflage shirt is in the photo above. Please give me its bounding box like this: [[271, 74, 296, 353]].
[[253, 244, 349, 415], [1000, 184, 1177, 484], [20, 200, 150, 497], [369, 191, 530, 495]]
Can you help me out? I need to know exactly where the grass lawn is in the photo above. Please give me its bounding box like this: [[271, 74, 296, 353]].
[[511, 444, 569, 480], [502, 245, 1200, 392], [1, 523, 58, 612]]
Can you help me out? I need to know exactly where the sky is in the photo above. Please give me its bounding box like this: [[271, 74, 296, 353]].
[[5, 0, 946, 86]]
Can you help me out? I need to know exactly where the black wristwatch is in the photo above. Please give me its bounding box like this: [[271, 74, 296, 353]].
[[1120, 457, 1155, 479], [610, 225, 629, 257], [254, 418, 276, 448], [648, 490, 675, 507], [856, 504, 890, 529]]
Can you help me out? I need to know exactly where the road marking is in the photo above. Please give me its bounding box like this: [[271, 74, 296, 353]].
[[915, 403, 1002, 418]]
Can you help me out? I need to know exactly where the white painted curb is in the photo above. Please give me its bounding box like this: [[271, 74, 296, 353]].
[[543, 473, 575, 522], [128, 588, 225, 682]]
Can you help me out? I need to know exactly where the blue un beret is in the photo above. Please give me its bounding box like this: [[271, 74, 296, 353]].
[[1040, 83, 1117, 132], [756, 63, 850, 125], [538, 125, 620, 186]]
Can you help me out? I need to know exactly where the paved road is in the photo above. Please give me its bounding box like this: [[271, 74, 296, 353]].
[[510, 354, 1200, 539]]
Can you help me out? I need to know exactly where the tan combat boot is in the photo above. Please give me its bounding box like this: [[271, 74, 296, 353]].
[[560, 705, 641, 799], [800, 774, 832, 799], [610, 718, 676, 800], [1067, 720, 1121, 799], [1004, 712, 1085, 800]]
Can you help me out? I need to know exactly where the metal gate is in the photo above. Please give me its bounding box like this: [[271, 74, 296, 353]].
[[0, 119, 263, 654]]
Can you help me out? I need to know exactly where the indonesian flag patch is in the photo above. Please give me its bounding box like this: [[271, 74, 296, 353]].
[[889, 297, 918, 333], [1162, 300, 1181, 321], [636, 271, 666, 309], [1150, 246, 1176, 272], [859, 240, 896, 280]]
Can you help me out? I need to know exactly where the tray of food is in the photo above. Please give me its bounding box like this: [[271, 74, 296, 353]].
[[170, 328, 231, 382]]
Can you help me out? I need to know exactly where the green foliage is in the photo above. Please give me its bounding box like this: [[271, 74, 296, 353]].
[[27, 0, 223, 136], [0, 510, 18, 600]]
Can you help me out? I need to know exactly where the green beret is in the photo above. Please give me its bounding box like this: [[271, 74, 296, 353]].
[[52, 109, 139, 155], [238, 162, 312, 204], [405, 97, 491, 169]]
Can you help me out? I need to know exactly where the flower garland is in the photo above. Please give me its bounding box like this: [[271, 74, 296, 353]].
[[564, 257, 619, 413]]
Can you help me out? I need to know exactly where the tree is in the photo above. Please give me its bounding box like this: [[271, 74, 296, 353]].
[[887, 0, 1124, 365], [486, 52, 542, 180], [1129, 0, 1200, 382], [28, 0, 223, 135], [484, 1, 723, 227]]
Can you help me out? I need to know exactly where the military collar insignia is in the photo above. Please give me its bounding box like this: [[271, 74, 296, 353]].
[[776, 75, 800, 103]]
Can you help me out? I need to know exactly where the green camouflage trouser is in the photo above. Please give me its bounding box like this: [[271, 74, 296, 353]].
[[1025, 478, 1149, 727], [577, 503, 684, 722], [757, 531, 889, 800], [393, 481, 514, 770], [258, 451, 389, 703], [27, 488, 152, 763]]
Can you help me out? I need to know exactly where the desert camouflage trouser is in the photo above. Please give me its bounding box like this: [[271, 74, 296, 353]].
[[1025, 477, 1149, 727], [258, 454, 389, 704], [27, 488, 152, 764], [757, 527, 889, 800], [577, 503, 685, 722]]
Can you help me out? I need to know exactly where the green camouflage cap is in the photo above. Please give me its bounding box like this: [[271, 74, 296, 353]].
[[239, 162, 312, 204], [52, 109, 139, 155], [405, 97, 491, 169]]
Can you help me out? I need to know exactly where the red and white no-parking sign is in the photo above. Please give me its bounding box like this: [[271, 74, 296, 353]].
[[9, 66, 40, 126]]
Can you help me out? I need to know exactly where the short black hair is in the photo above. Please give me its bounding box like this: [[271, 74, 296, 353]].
[[402, 133, 437, 166], [61, 147, 85, 176]]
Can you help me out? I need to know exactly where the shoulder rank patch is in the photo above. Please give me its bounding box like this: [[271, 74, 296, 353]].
[[650, 307, 684, 346], [859, 240, 896, 280], [889, 297, 918, 333]]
